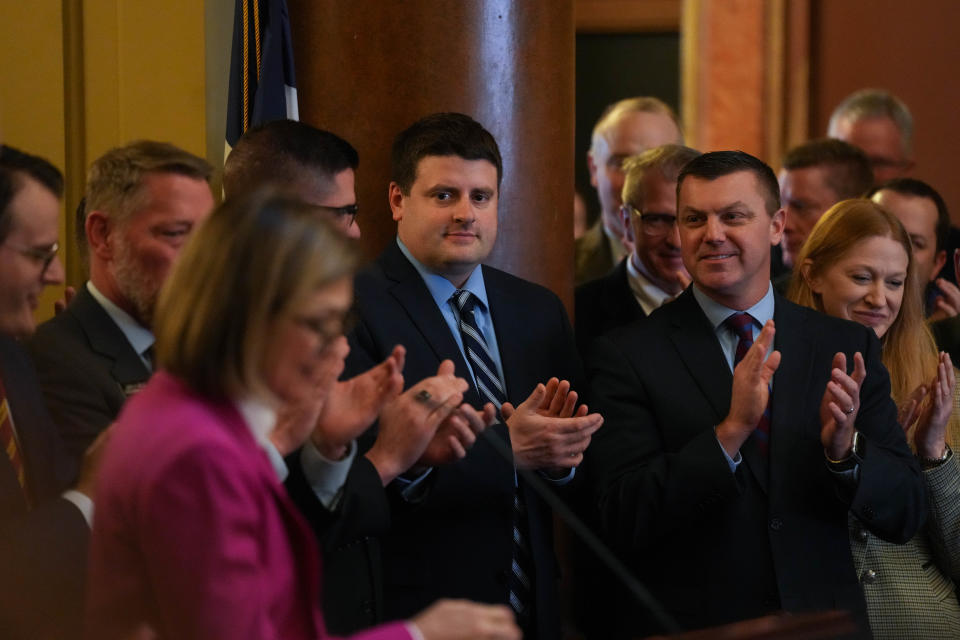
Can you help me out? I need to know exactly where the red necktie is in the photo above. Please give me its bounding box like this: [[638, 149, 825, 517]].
[[726, 312, 771, 454], [0, 374, 28, 497]]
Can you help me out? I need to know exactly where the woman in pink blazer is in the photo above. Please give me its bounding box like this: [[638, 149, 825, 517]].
[[84, 192, 519, 640]]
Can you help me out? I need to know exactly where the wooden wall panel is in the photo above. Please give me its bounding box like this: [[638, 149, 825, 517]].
[[288, 1, 576, 308]]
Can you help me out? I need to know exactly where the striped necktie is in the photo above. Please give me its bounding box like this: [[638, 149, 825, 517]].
[[0, 373, 28, 499], [725, 312, 771, 454], [451, 289, 534, 629]]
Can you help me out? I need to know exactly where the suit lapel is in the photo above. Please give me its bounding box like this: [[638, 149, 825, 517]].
[[608, 259, 645, 322], [768, 297, 815, 496], [379, 243, 482, 407], [71, 287, 151, 394], [667, 290, 733, 421]]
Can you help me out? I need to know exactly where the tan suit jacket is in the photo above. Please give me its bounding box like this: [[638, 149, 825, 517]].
[[850, 455, 960, 639]]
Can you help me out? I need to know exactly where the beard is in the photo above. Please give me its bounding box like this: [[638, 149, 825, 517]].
[[112, 237, 162, 328]]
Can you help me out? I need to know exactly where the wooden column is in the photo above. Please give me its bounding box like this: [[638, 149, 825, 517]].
[[287, 1, 576, 308], [681, 0, 809, 166]]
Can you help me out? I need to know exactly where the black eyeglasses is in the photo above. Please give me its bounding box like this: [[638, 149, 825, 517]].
[[2, 241, 59, 274], [314, 203, 359, 228]]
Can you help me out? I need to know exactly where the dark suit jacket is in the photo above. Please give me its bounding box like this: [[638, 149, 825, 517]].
[[345, 241, 583, 639], [285, 448, 391, 634], [574, 220, 616, 286], [574, 257, 645, 355], [0, 335, 88, 639], [28, 286, 150, 463], [585, 289, 925, 636]]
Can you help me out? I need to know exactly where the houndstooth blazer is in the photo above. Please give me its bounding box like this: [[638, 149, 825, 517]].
[[849, 453, 960, 639]]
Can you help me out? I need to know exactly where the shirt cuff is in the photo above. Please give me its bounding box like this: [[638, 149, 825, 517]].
[[826, 460, 861, 484], [394, 466, 434, 502], [405, 621, 426, 640], [259, 438, 290, 483], [539, 466, 576, 485], [300, 438, 357, 509], [716, 436, 743, 473], [62, 490, 94, 528]]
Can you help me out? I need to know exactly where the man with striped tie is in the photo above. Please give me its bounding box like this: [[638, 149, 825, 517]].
[[585, 150, 925, 636], [0, 146, 104, 639], [345, 112, 603, 639]]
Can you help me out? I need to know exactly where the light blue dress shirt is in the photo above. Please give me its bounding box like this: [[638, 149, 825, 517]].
[[690, 283, 775, 472], [397, 239, 505, 387], [691, 283, 776, 373], [397, 238, 574, 488], [87, 281, 155, 370]]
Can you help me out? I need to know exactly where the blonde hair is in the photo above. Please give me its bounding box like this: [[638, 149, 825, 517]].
[[154, 189, 357, 400], [787, 199, 957, 443], [621, 144, 700, 207], [85, 140, 212, 227]]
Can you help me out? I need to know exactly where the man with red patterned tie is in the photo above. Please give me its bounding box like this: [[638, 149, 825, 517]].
[[0, 146, 104, 639], [585, 150, 925, 636]]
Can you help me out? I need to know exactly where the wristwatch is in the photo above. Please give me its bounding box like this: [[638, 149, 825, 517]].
[[826, 430, 865, 471], [920, 444, 952, 470]]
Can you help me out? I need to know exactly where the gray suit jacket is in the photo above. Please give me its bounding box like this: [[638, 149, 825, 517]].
[[850, 455, 960, 639], [27, 286, 150, 464]]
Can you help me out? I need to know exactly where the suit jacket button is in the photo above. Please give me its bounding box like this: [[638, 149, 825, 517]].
[[856, 526, 869, 543], [862, 506, 875, 521], [769, 517, 783, 531], [860, 569, 878, 584]]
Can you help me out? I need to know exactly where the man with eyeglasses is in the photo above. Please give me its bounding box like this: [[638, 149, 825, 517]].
[[827, 89, 915, 185], [575, 144, 700, 354], [223, 119, 361, 238], [224, 118, 499, 635], [576, 97, 684, 286], [0, 145, 104, 639], [29, 141, 214, 465]]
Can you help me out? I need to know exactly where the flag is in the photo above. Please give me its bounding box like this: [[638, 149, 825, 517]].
[[225, 0, 299, 155]]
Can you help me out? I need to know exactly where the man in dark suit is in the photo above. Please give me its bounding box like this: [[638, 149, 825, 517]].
[[223, 119, 495, 635], [28, 141, 214, 463], [586, 151, 925, 636], [0, 146, 103, 639], [776, 138, 872, 286], [346, 113, 602, 639], [575, 144, 699, 354], [576, 97, 683, 285]]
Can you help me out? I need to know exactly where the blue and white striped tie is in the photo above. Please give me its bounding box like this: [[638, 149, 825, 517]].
[[452, 289, 533, 628]]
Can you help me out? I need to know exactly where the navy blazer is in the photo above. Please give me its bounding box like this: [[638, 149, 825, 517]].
[[574, 257, 645, 356], [345, 241, 583, 639], [585, 289, 925, 636], [0, 335, 88, 639], [28, 285, 150, 464]]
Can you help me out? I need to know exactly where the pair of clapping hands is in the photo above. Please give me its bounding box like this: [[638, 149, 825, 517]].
[[271, 339, 603, 486], [718, 320, 877, 462]]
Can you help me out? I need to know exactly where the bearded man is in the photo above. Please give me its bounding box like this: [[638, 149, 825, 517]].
[[29, 141, 214, 463]]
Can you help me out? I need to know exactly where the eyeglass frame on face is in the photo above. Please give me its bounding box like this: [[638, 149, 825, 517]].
[[293, 308, 356, 346], [620, 204, 678, 237], [313, 203, 359, 228], [2, 240, 60, 274]]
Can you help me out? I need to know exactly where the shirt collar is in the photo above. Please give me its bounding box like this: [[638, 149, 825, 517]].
[[691, 282, 776, 331], [235, 395, 278, 444], [626, 256, 675, 315], [396, 238, 489, 310], [86, 281, 155, 357]]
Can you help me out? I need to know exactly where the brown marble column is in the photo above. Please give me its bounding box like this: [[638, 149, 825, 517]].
[[287, 1, 576, 310], [681, 0, 810, 166]]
